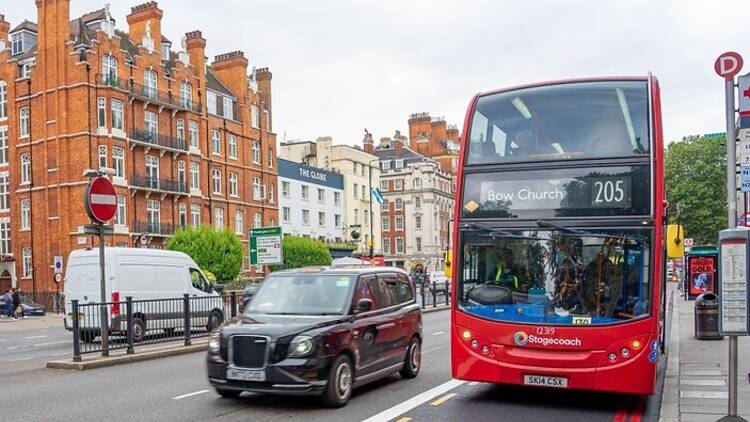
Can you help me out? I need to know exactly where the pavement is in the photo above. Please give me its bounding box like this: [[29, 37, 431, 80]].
[[660, 284, 750, 422]]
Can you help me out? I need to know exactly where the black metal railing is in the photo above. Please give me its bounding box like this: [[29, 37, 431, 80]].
[[130, 175, 187, 194], [96, 73, 123, 89], [130, 128, 188, 152], [128, 81, 203, 113], [132, 220, 179, 236], [415, 279, 450, 309], [68, 293, 244, 360]]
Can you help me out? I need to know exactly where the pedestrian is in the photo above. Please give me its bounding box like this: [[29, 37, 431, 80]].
[[2, 289, 11, 317], [11, 288, 21, 319]]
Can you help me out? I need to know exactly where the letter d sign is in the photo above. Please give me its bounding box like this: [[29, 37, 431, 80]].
[[715, 51, 743, 79]]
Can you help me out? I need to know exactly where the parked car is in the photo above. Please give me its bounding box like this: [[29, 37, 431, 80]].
[[64, 247, 223, 343], [238, 284, 260, 313], [207, 266, 422, 407], [0, 299, 46, 317]]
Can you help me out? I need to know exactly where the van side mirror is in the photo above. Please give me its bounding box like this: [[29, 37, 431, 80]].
[[354, 298, 373, 313]]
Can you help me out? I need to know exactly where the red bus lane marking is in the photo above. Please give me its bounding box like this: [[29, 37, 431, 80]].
[[629, 396, 645, 422], [612, 408, 627, 422]]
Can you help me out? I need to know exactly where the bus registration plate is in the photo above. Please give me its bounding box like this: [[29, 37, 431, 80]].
[[523, 375, 568, 388], [227, 368, 266, 382]]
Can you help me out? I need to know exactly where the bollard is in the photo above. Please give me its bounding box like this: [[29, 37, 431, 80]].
[[71, 300, 81, 362], [432, 281, 437, 308], [420, 284, 426, 309], [230, 291, 237, 318], [183, 293, 191, 346], [126, 296, 134, 354]]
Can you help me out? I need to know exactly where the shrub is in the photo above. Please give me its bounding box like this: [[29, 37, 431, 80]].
[[270, 235, 332, 271], [165, 226, 244, 281]]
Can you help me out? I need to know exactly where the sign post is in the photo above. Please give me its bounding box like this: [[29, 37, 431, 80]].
[[715, 51, 748, 422], [249, 227, 283, 266], [83, 174, 117, 357]]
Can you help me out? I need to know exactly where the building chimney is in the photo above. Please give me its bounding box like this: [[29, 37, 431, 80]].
[[362, 130, 374, 153], [393, 139, 403, 156], [0, 15, 8, 51], [257, 68, 273, 131], [35, 0, 71, 89], [185, 30, 206, 93], [212, 51, 248, 101], [126, 1, 163, 53]]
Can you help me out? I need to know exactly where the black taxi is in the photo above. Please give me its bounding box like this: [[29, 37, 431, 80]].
[[206, 266, 422, 407]]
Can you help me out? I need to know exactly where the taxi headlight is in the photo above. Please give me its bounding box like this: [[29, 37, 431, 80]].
[[288, 335, 315, 357], [208, 332, 221, 353]]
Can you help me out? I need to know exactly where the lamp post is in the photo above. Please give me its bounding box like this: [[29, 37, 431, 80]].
[[367, 158, 379, 265]]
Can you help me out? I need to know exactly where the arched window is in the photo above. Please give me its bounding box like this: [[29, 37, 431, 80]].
[[144, 69, 158, 99], [20, 199, 30, 230], [20, 153, 30, 184]]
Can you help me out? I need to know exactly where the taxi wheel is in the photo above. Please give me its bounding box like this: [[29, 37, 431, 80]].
[[321, 355, 353, 408], [400, 337, 421, 379]]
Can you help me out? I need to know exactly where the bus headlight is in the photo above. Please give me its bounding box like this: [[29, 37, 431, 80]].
[[288, 335, 315, 357]]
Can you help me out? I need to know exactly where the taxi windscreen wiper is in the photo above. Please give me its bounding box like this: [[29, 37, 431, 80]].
[[535, 220, 642, 243]]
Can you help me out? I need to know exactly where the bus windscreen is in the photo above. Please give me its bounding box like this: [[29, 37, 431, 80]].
[[466, 81, 649, 164], [459, 229, 651, 325]]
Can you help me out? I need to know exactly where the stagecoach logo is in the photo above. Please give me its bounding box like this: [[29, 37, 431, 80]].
[[513, 330, 582, 347], [513, 331, 529, 346]]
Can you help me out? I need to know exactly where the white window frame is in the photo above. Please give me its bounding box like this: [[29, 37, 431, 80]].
[[144, 69, 158, 99], [395, 179, 402, 190], [301, 185, 309, 200], [98, 145, 107, 169], [0, 172, 8, 211], [281, 181, 290, 197], [335, 214, 341, 227], [382, 217, 389, 231], [0, 81, 6, 120], [191, 204, 201, 227], [22, 247, 32, 278], [190, 162, 200, 191], [111, 99, 124, 131], [115, 195, 126, 226], [235, 210, 243, 234], [178, 203, 187, 228], [207, 91, 217, 115], [20, 153, 31, 185], [302, 209, 310, 225], [395, 216, 403, 231], [282, 206, 290, 223], [189, 121, 199, 148], [318, 211, 325, 227], [212, 130, 221, 155], [20, 107, 29, 138], [251, 104, 259, 128], [395, 198, 403, 210], [317, 188, 325, 203], [396, 238, 405, 254], [214, 207, 224, 229], [228, 135, 238, 159], [380, 180, 388, 191], [145, 110, 158, 140], [212, 169, 222, 194], [181, 81, 193, 109], [146, 199, 161, 231], [176, 119, 185, 144], [229, 172, 239, 197], [102, 54, 118, 84], [253, 177, 263, 200], [254, 212, 262, 228], [11, 34, 22, 56], [0, 126, 8, 165], [252, 141, 260, 164], [334, 191, 341, 206], [20, 199, 30, 230], [223, 97, 234, 120], [97, 97, 106, 128], [0, 218, 10, 254]]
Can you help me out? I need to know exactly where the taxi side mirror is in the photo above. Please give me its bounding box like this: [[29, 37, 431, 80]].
[[355, 298, 373, 313]]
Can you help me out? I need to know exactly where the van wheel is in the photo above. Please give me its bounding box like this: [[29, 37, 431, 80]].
[[132, 317, 146, 342], [321, 355, 353, 408], [207, 310, 222, 332], [400, 337, 421, 379]]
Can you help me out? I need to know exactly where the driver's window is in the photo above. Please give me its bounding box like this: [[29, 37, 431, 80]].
[[189, 268, 207, 291], [352, 277, 376, 312]]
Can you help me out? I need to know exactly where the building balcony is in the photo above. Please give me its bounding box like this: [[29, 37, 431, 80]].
[[127, 81, 203, 113], [130, 129, 188, 153], [132, 221, 177, 237], [130, 175, 188, 197], [97, 73, 124, 89]]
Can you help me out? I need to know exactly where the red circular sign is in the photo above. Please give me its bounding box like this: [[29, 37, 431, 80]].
[[84, 176, 117, 223], [715, 51, 743, 79]]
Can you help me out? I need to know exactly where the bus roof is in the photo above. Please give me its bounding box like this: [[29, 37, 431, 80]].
[[477, 76, 650, 98]]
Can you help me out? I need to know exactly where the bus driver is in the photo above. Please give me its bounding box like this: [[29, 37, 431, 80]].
[[486, 248, 523, 291]]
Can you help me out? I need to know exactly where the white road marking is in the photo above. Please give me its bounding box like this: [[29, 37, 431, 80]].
[[0, 339, 6, 342], [432, 331, 445, 336], [52, 352, 69, 357], [6, 346, 18, 350], [422, 346, 446, 355], [24, 335, 48, 339], [172, 389, 210, 400], [33, 340, 69, 347], [360, 379, 466, 422], [10, 357, 33, 362]]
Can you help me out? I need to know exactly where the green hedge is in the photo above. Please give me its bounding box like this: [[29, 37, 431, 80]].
[[165, 226, 244, 281], [270, 235, 332, 271]]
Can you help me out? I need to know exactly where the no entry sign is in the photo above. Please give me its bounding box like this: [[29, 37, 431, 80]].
[[84, 176, 117, 223]]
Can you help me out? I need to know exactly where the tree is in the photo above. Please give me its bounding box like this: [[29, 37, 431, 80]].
[[165, 226, 244, 281], [270, 235, 332, 270], [665, 136, 727, 245]]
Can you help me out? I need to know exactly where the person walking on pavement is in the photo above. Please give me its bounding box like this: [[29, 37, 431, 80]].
[[2, 289, 11, 317], [11, 288, 22, 319]]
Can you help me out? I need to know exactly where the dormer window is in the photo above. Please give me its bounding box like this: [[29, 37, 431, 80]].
[[207, 91, 217, 115], [181, 82, 192, 109], [161, 43, 170, 61], [11, 34, 22, 55], [395, 159, 404, 169], [223, 97, 234, 120]]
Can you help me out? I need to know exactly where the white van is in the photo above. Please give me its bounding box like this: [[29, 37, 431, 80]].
[[64, 247, 224, 342]]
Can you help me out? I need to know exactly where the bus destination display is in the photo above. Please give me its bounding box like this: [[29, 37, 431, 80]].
[[461, 165, 650, 219]]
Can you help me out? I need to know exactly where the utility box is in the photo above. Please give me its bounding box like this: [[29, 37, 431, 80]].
[[717, 228, 750, 336]]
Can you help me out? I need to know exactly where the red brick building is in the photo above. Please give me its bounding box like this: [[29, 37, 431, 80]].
[[407, 112, 460, 182], [0, 1, 278, 293]]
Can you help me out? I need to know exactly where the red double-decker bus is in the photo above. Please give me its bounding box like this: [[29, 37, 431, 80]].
[[450, 76, 665, 395]]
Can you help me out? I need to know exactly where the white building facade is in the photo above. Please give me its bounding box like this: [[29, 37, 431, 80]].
[[278, 158, 344, 241]]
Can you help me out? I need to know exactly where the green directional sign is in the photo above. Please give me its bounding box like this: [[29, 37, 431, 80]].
[[249, 226, 283, 265]]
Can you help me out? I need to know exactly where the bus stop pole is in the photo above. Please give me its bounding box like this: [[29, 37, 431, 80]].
[[724, 75, 741, 420]]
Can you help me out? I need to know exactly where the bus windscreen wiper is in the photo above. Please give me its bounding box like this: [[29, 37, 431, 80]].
[[535, 220, 642, 243], [460, 223, 540, 240]]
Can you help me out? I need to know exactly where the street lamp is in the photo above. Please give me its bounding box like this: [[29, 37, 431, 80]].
[[367, 158, 380, 265]]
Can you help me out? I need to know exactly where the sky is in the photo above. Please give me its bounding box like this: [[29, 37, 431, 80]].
[[5, 0, 750, 146]]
